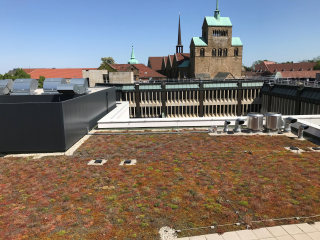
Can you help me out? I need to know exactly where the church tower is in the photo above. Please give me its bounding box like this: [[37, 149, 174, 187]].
[[176, 13, 183, 53], [189, 0, 243, 79]]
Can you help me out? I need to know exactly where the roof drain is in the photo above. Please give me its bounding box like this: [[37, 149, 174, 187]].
[[120, 159, 137, 166], [87, 159, 107, 166]]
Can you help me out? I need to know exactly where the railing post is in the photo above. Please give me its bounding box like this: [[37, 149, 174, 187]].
[[135, 84, 141, 118], [199, 82, 204, 117], [161, 82, 166, 118], [237, 81, 243, 116]]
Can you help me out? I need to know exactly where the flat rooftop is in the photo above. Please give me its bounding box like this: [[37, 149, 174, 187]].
[[1, 131, 320, 239]]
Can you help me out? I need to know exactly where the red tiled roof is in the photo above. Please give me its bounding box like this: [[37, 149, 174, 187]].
[[176, 53, 190, 62], [280, 71, 320, 78], [148, 57, 163, 71], [110, 64, 165, 79], [255, 62, 316, 73], [22, 68, 97, 79], [267, 63, 316, 72]]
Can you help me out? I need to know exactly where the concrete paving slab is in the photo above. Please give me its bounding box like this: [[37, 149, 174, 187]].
[[267, 226, 290, 237], [235, 229, 259, 240], [190, 236, 207, 240], [260, 238, 277, 240], [307, 232, 320, 240], [291, 233, 313, 240], [312, 222, 320, 231], [295, 223, 319, 233], [276, 236, 295, 240], [220, 231, 241, 240], [204, 234, 224, 240], [252, 228, 274, 239], [281, 225, 304, 235]]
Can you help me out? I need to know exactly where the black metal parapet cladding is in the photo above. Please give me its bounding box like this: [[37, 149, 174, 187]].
[[0, 88, 116, 153]]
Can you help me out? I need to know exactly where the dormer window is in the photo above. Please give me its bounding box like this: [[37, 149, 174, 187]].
[[274, 69, 277, 72], [299, 69, 303, 71], [308, 68, 312, 71], [290, 69, 294, 71], [282, 69, 285, 71]]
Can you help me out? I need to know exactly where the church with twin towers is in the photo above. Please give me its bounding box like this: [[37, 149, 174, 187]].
[[148, 0, 243, 80]]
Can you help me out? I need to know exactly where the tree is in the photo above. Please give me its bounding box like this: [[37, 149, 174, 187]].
[[313, 61, 320, 70], [251, 60, 265, 70], [98, 57, 117, 71], [101, 57, 115, 64], [38, 76, 45, 88], [0, 68, 30, 81]]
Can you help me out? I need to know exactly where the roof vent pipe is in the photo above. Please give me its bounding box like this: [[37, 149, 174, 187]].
[[223, 120, 231, 132], [208, 125, 217, 133], [298, 124, 309, 139], [234, 118, 246, 132], [284, 117, 298, 133]]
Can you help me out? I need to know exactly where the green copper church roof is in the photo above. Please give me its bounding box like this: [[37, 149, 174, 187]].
[[128, 46, 139, 64], [192, 37, 208, 46], [205, 16, 232, 27], [231, 37, 243, 46], [179, 60, 190, 68]]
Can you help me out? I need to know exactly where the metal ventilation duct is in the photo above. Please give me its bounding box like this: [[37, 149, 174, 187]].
[[42, 78, 67, 94], [247, 112, 264, 132], [57, 84, 81, 94], [70, 78, 88, 94], [0, 79, 14, 95], [11, 79, 38, 95]]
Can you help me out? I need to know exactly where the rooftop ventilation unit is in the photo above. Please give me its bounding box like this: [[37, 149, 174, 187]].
[[57, 78, 88, 95], [0, 79, 14, 95], [265, 112, 282, 132], [247, 112, 263, 132], [42, 78, 67, 95], [70, 78, 88, 94], [57, 84, 81, 94], [11, 79, 38, 95]]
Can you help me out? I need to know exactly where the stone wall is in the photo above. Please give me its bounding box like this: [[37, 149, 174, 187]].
[[82, 70, 108, 87], [109, 72, 134, 84]]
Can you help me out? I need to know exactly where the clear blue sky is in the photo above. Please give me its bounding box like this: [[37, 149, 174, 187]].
[[1, 0, 320, 74]]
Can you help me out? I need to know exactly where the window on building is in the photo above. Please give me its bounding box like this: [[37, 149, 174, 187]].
[[299, 69, 303, 71], [218, 48, 222, 57], [223, 48, 228, 57], [200, 48, 205, 57], [226, 30, 228, 36], [234, 48, 238, 56], [212, 48, 216, 57]]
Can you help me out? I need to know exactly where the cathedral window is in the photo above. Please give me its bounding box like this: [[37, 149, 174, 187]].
[[218, 48, 222, 57], [234, 48, 239, 56], [200, 48, 205, 57], [223, 48, 228, 57], [212, 49, 216, 57]]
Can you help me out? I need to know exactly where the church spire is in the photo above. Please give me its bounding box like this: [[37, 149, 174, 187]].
[[128, 46, 139, 64], [176, 13, 183, 53], [214, 0, 220, 20]]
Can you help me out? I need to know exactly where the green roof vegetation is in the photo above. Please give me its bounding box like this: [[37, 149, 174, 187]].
[[205, 16, 232, 27], [232, 37, 243, 46], [192, 37, 207, 47]]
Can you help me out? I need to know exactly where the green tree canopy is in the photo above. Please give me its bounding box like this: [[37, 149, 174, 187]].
[[251, 60, 263, 70], [313, 61, 320, 70], [38, 76, 45, 88], [101, 57, 115, 64], [98, 57, 117, 71], [0, 68, 30, 80]]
